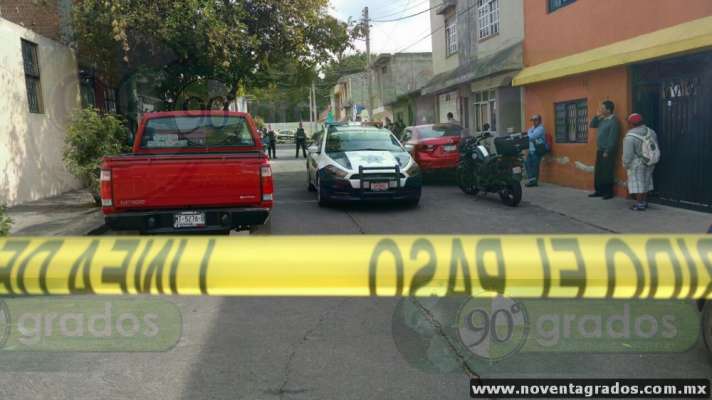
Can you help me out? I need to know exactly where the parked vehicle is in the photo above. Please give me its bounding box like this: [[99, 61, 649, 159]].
[[455, 132, 527, 206], [306, 125, 422, 207], [100, 111, 273, 234], [703, 223, 712, 361], [402, 124, 463, 173], [276, 130, 295, 143]]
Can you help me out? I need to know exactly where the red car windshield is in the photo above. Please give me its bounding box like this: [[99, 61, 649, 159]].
[[417, 124, 463, 139], [141, 116, 255, 149]]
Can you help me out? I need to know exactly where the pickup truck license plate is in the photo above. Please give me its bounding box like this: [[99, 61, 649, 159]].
[[174, 212, 206, 228], [370, 182, 389, 192], [443, 145, 457, 152]]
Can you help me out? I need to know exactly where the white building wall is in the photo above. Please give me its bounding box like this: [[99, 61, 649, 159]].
[[0, 17, 81, 206], [430, 0, 459, 76]]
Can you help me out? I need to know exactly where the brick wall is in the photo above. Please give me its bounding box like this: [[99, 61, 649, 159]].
[[0, 0, 61, 41]]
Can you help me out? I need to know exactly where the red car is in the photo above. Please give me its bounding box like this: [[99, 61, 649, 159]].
[[101, 110, 273, 234], [402, 124, 464, 172]]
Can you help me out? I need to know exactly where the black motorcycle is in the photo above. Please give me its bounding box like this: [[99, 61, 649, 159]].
[[455, 132, 528, 206]]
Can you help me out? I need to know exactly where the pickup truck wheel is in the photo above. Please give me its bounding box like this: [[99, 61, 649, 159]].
[[404, 196, 420, 208]]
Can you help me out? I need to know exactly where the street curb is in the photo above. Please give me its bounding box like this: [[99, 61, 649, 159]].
[[86, 223, 110, 236]]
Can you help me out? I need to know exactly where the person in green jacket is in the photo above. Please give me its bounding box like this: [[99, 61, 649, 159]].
[[588, 100, 620, 200]]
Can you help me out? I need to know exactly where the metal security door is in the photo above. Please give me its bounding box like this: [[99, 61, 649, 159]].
[[632, 51, 712, 211]]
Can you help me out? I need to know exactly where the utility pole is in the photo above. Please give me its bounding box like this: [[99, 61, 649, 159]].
[[363, 6, 372, 122], [311, 81, 317, 133], [308, 83, 314, 134]]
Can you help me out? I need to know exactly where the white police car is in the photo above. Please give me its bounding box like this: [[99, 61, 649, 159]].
[[306, 125, 422, 207]]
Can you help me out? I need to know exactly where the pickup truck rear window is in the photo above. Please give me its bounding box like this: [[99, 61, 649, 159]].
[[141, 116, 255, 149]]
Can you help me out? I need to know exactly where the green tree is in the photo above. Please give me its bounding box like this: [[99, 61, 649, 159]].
[[63, 109, 131, 203], [72, 0, 352, 109], [247, 53, 368, 122]]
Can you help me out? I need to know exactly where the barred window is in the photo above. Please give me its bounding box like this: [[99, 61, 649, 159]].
[[477, 0, 499, 40], [554, 99, 588, 143], [445, 17, 457, 56], [105, 87, 117, 113], [549, 0, 576, 13], [21, 40, 43, 113], [79, 69, 96, 109]]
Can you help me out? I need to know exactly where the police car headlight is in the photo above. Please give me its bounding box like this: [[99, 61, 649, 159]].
[[405, 161, 420, 176], [324, 165, 348, 178]]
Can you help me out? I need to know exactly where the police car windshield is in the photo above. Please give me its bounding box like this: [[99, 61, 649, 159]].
[[325, 130, 403, 153]]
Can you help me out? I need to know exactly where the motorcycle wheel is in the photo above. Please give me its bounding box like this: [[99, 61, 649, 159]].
[[456, 163, 478, 195], [703, 301, 712, 362], [499, 181, 522, 207]]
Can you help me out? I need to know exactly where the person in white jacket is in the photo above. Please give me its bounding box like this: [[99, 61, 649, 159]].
[[622, 113, 658, 211]]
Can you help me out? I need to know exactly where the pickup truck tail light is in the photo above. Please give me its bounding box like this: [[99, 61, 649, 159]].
[[100, 169, 113, 209], [260, 165, 274, 205]]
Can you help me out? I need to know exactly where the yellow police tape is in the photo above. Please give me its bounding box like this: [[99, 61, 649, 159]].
[[0, 235, 710, 298]]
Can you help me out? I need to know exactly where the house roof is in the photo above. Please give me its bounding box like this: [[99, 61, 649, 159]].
[[513, 15, 712, 86], [421, 42, 523, 95]]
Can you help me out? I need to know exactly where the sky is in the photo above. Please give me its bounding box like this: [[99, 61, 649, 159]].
[[329, 0, 433, 54]]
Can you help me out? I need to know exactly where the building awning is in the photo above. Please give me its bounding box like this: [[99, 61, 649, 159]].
[[513, 15, 712, 86], [421, 42, 523, 96]]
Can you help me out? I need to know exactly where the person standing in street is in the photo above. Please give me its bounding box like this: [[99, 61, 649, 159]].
[[589, 100, 620, 200], [295, 121, 307, 159], [266, 125, 277, 159], [260, 128, 269, 154], [622, 113, 658, 211], [525, 115, 546, 187]]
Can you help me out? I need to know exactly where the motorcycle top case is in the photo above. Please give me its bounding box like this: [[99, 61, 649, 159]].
[[494, 135, 529, 156]]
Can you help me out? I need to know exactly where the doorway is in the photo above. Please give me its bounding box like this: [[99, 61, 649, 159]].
[[632, 51, 712, 211]]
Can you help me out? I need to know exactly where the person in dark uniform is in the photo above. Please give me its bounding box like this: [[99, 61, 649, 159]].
[[589, 100, 621, 200], [295, 121, 307, 158], [267, 125, 277, 159]]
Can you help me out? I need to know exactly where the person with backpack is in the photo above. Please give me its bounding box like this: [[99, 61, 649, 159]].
[[525, 114, 547, 187], [622, 113, 660, 211]]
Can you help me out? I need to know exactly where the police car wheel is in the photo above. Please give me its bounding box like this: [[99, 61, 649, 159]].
[[703, 301, 712, 362], [316, 177, 331, 207], [307, 169, 316, 192]]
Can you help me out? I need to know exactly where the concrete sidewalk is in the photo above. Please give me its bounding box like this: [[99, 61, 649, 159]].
[[6, 189, 106, 236], [523, 183, 710, 233]]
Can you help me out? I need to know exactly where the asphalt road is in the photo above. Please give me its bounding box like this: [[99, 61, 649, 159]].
[[0, 144, 709, 399]]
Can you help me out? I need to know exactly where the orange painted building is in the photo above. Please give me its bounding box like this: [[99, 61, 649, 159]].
[[514, 0, 712, 210]]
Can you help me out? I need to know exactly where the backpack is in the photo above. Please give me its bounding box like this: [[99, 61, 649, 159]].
[[629, 128, 661, 166], [545, 132, 553, 152]]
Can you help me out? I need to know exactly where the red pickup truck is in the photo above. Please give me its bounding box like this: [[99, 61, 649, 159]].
[[100, 111, 273, 234]]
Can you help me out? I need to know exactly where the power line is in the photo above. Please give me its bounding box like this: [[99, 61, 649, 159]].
[[370, 0, 430, 20], [391, 1, 477, 54], [366, 0, 419, 18], [371, 2, 442, 23]]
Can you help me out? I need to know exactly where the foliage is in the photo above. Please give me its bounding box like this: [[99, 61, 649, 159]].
[[71, 0, 352, 109], [63, 109, 131, 196], [253, 116, 266, 130], [0, 205, 12, 236], [248, 53, 368, 122]]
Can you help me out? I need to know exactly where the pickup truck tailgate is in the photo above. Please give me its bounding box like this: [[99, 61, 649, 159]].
[[110, 154, 263, 210]]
